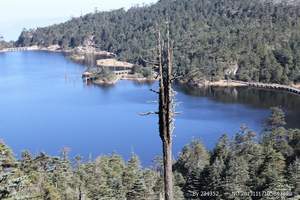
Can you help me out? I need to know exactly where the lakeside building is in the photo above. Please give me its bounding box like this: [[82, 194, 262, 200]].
[[96, 58, 134, 76]]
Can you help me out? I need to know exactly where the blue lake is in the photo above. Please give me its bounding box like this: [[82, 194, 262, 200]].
[[0, 51, 299, 165]]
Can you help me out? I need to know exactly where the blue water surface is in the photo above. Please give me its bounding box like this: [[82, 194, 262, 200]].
[[1, 51, 297, 165]]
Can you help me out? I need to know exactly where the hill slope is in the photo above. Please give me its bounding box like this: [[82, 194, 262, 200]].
[[16, 0, 300, 84]]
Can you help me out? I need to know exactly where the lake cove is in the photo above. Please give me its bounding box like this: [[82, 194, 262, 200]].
[[0, 51, 299, 165]]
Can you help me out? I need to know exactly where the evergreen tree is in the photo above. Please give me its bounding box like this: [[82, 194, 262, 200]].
[[123, 153, 141, 199], [0, 107, 298, 199], [258, 146, 291, 200], [287, 158, 300, 196], [143, 169, 159, 199], [287, 129, 300, 161], [183, 169, 201, 199], [262, 107, 295, 161], [199, 157, 226, 200], [222, 156, 251, 200], [0, 142, 33, 199], [266, 107, 286, 130], [14, 0, 300, 84], [126, 175, 147, 200], [174, 139, 209, 178]]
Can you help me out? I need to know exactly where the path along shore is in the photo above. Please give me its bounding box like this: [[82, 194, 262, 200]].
[[182, 80, 300, 96]]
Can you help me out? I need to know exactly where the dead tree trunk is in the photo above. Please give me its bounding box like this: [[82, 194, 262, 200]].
[[141, 25, 175, 200], [157, 27, 174, 200]]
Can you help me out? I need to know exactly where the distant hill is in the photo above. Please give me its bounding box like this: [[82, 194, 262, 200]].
[[15, 0, 300, 84]]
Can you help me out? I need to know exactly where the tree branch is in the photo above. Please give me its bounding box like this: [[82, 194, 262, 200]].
[[140, 58, 159, 66], [139, 111, 159, 116], [150, 88, 159, 94]]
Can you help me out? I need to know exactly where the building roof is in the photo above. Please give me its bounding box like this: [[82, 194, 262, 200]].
[[96, 59, 134, 68]]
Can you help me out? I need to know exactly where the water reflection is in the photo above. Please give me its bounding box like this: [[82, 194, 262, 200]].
[[177, 85, 300, 128], [0, 51, 299, 165]]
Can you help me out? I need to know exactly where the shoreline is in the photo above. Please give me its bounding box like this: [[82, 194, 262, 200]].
[[0, 46, 67, 53], [1, 46, 300, 95], [0, 45, 115, 57], [179, 79, 300, 96], [92, 76, 157, 85]]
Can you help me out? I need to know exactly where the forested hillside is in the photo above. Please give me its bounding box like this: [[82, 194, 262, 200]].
[[1, 108, 299, 199], [16, 0, 300, 84]]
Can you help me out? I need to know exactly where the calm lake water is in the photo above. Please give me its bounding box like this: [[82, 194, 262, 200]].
[[0, 51, 299, 165]]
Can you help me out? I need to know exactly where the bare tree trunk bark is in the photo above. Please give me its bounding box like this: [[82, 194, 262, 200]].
[[162, 139, 173, 200], [78, 186, 82, 200], [157, 26, 174, 200]]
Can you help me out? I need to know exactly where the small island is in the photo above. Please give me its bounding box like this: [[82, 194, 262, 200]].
[[82, 58, 157, 85]]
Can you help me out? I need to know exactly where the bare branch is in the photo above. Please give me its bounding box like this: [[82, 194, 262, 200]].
[[174, 111, 182, 115], [140, 58, 159, 66], [146, 100, 158, 104], [150, 88, 159, 94], [140, 23, 176, 200], [139, 111, 159, 116], [154, 73, 160, 79], [171, 73, 184, 82]]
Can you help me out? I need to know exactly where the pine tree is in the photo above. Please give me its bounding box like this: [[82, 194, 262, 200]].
[[258, 146, 291, 200], [174, 139, 209, 178], [143, 169, 158, 199], [0, 142, 18, 198], [83, 155, 125, 200], [126, 175, 147, 200], [104, 154, 126, 200], [192, 135, 231, 200], [210, 134, 230, 163], [287, 158, 300, 197], [183, 169, 201, 199], [222, 156, 251, 200], [123, 153, 141, 198], [267, 127, 293, 159], [199, 157, 226, 200], [262, 108, 294, 161], [287, 129, 300, 162], [0, 142, 33, 199], [266, 107, 286, 130]]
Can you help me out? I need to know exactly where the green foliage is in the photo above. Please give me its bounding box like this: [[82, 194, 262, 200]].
[[1, 107, 299, 199], [287, 158, 300, 195], [258, 146, 291, 200], [174, 140, 209, 199], [222, 156, 251, 200], [95, 67, 117, 82], [266, 107, 287, 130], [174, 139, 209, 178], [175, 108, 298, 200], [133, 66, 154, 78], [15, 0, 300, 84], [0, 143, 34, 199]]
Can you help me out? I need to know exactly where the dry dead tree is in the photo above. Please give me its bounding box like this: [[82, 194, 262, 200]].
[[141, 24, 176, 200]]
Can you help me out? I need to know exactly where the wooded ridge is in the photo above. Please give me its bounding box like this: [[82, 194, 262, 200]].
[[14, 0, 300, 85]]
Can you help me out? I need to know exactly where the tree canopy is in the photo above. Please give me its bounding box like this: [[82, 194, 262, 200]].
[[1, 107, 299, 199], [15, 0, 300, 84]]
